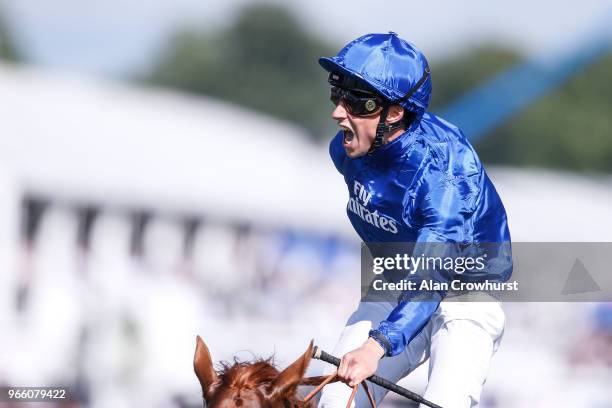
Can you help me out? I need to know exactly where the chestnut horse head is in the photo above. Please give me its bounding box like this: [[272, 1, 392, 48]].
[[194, 336, 314, 408]]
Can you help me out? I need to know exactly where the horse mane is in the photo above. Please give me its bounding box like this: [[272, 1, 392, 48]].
[[217, 357, 280, 390], [214, 357, 307, 406]]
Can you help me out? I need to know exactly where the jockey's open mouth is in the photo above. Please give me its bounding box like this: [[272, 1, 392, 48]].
[[341, 125, 355, 147]]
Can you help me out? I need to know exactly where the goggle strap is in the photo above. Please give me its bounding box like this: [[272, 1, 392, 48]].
[[395, 64, 430, 104], [328, 72, 376, 94]]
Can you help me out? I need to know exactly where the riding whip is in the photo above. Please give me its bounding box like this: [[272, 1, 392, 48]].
[[312, 346, 443, 408]]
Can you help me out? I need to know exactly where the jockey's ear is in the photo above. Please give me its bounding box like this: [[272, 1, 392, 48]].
[[385, 104, 405, 125], [268, 340, 314, 402], [194, 335, 218, 401]]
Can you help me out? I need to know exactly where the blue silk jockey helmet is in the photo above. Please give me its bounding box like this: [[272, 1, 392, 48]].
[[319, 32, 432, 153]]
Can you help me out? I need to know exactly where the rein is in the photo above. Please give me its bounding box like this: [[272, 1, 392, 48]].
[[299, 371, 376, 408]]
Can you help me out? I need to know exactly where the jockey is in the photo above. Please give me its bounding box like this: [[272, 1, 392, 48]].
[[318, 32, 512, 407]]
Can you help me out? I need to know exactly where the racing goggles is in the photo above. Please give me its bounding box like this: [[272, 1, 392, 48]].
[[330, 86, 383, 116]]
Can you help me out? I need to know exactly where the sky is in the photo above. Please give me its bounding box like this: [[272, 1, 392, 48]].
[[1, 0, 611, 77]]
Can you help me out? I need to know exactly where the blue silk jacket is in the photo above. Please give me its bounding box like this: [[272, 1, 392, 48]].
[[330, 112, 512, 356]]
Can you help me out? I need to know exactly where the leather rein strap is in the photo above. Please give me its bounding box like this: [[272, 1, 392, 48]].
[[299, 371, 376, 408]]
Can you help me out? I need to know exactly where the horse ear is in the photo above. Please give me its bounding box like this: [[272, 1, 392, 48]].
[[194, 335, 218, 400], [269, 340, 313, 401]]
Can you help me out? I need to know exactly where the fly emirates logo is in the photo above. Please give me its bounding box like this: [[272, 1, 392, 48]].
[[348, 181, 398, 234]]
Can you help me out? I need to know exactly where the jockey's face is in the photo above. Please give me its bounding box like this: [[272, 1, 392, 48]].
[[332, 100, 383, 158], [332, 100, 405, 159]]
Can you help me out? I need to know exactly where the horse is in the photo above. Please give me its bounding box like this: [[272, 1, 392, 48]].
[[193, 336, 319, 408]]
